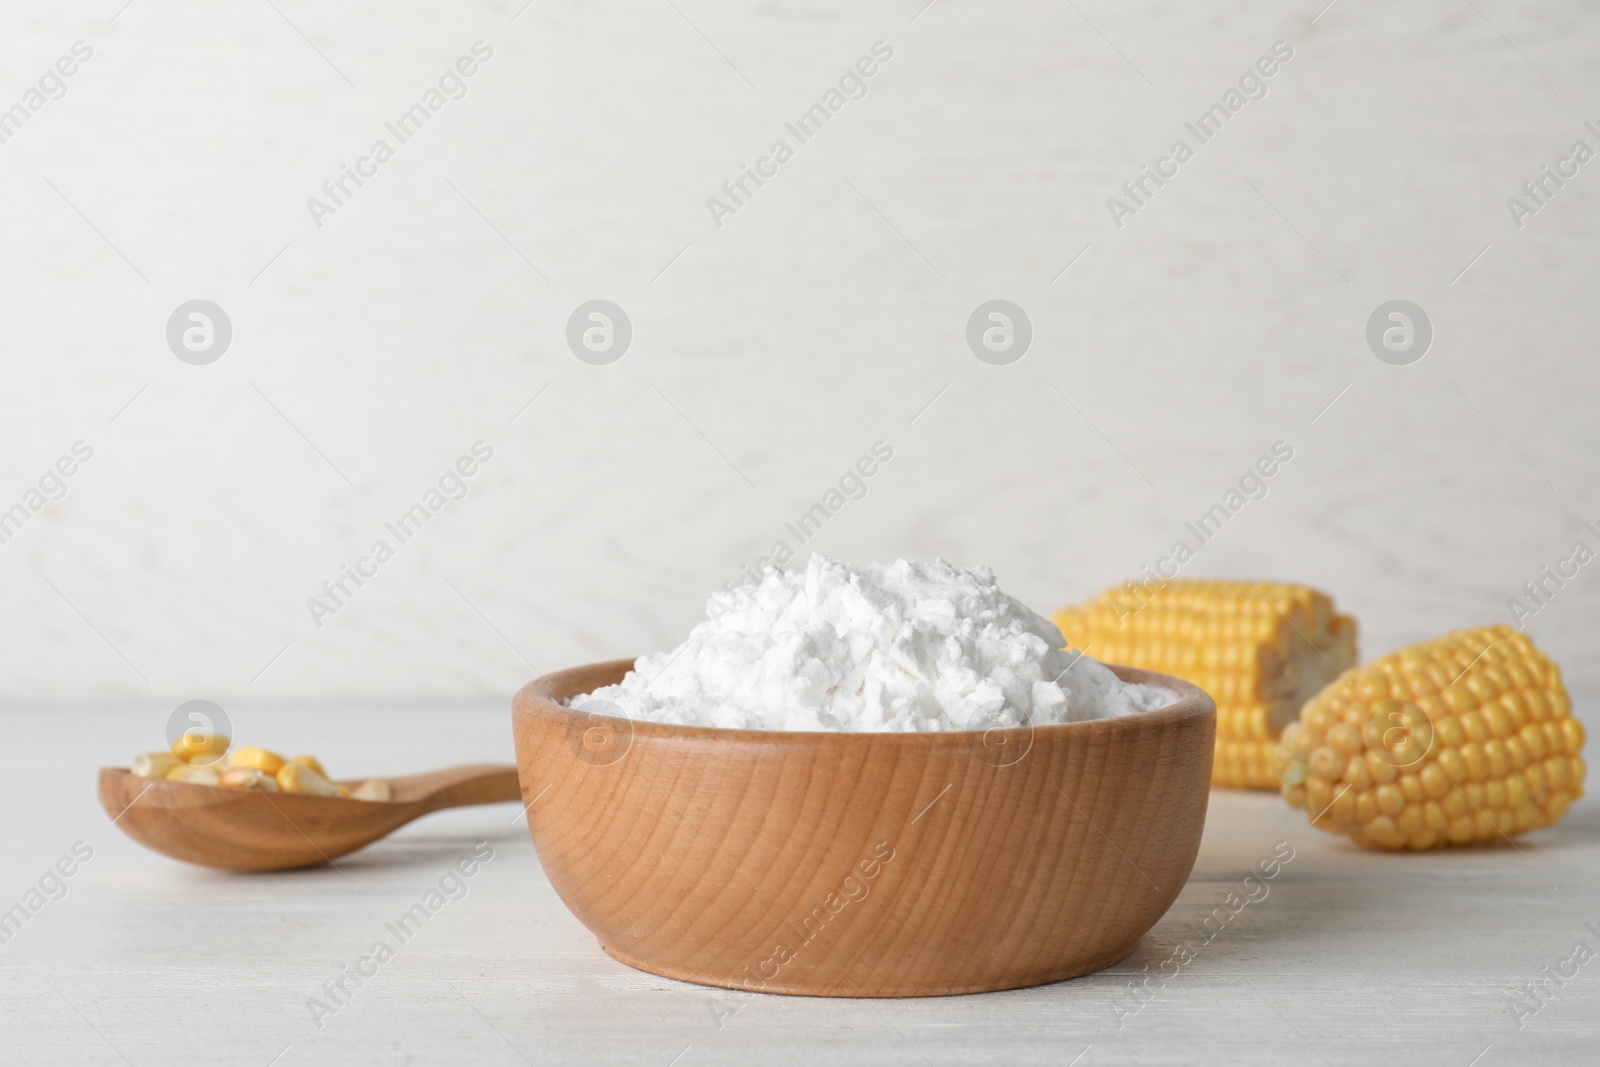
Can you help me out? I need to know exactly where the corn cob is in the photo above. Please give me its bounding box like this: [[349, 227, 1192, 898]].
[[1054, 579, 1357, 789], [1278, 624, 1585, 850]]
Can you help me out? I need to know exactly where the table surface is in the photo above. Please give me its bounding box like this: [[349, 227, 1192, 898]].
[[2, 701, 1595, 1066]]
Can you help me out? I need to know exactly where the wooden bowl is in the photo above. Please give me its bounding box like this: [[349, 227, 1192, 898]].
[[511, 659, 1214, 997]]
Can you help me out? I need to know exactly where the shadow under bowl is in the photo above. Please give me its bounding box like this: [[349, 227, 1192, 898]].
[[511, 658, 1215, 997]]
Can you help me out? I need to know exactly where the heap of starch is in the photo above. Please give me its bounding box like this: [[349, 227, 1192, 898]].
[[575, 556, 1172, 731]]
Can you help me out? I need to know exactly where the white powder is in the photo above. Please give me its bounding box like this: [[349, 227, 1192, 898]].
[[573, 556, 1172, 732]]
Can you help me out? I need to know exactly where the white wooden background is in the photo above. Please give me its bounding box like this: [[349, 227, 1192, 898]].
[[2, 2, 1599, 1063], [0, 0, 1596, 703]]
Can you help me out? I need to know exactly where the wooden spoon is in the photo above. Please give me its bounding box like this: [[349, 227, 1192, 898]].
[[98, 764, 522, 872]]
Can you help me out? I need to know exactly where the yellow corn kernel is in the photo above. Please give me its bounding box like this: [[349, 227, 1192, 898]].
[[1327, 722, 1363, 755], [1562, 718, 1586, 754], [1484, 741, 1511, 778], [1366, 750, 1399, 785], [1279, 624, 1584, 850], [1344, 755, 1373, 791], [350, 779, 392, 803], [1420, 763, 1451, 799], [132, 752, 181, 779], [166, 763, 221, 785], [1519, 723, 1547, 761], [1436, 715, 1465, 748], [277, 761, 340, 796], [1375, 784, 1406, 816], [219, 767, 280, 791], [228, 746, 286, 775], [172, 732, 230, 764], [289, 754, 328, 778], [1311, 746, 1344, 781], [1054, 579, 1357, 790]]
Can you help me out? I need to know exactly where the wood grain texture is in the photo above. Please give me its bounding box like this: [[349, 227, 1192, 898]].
[[2, 3, 1597, 707], [511, 660, 1215, 996], [97, 764, 520, 872]]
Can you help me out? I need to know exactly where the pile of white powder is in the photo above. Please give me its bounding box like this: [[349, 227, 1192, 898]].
[[572, 556, 1172, 732]]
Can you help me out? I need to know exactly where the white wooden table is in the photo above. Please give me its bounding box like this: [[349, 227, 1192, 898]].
[[2, 700, 1594, 1065]]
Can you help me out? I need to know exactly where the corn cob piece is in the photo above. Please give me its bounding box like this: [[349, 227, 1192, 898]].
[[1054, 579, 1357, 789], [1278, 624, 1585, 850]]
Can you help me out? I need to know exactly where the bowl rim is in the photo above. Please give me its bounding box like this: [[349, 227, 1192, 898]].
[[513, 657, 1215, 745]]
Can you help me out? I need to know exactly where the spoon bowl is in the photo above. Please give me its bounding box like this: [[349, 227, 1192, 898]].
[[99, 764, 521, 871]]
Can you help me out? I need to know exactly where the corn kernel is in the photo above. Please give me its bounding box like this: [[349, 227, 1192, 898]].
[[1562, 719, 1586, 754], [351, 779, 391, 802], [1375, 784, 1406, 817], [1311, 746, 1344, 781], [1306, 777, 1333, 814], [132, 752, 181, 779], [1327, 723, 1362, 755], [1420, 764, 1451, 799], [219, 767, 280, 791], [1545, 755, 1569, 789], [1466, 673, 1499, 702], [228, 747, 286, 775], [1367, 751, 1399, 785], [1396, 806, 1425, 835], [1504, 771, 1529, 806], [1485, 704, 1513, 739], [166, 764, 221, 785], [1485, 741, 1510, 779], [1435, 715, 1465, 748], [1345, 755, 1373, 790], [172, 732, 230, 764], [277, 761, 340, 796], [290, 754, 329, 777]]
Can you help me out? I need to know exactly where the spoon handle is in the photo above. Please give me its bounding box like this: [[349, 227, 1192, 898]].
[[383, 764, 523, 808]]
